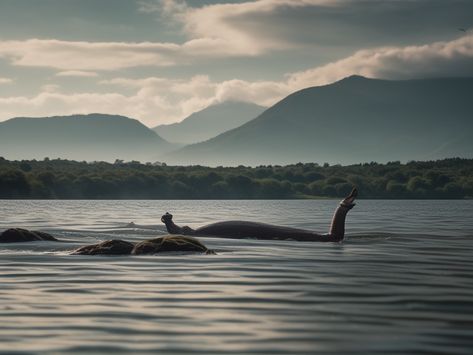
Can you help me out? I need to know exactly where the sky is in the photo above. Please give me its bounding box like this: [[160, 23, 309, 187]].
[[0, 0, 472, 127]]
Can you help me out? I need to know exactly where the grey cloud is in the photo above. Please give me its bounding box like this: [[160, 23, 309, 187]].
[[288, 34, 473, 88], [185, 0, 473, 51]]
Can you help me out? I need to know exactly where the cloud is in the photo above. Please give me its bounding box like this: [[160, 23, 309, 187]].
[[0, 39, 179, 70], [1, 1, 471, 72], [0, 1, 347, 71], [138, 0, 188, 15], [99, 75, 217, 99], [213, 79, 287, 106], [100, 74, 281, 110], [0, 91, 132, 119], [0, 36, 272, 71], [286, 34, 473, 88], [1, 34, 472, 126], [0, 75, 220, 127], [40, 84, 61, 93], [181, 0, 340, 54], [138, 0, 340, 56], [56, 70, 98, 77], [144, 0, 473, 56], [0, 77, 13, 84]]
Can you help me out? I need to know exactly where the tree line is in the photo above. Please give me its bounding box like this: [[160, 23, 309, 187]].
[[0, 157, 472, 199]]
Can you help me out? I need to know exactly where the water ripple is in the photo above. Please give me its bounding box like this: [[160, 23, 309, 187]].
[[0, 200, 473, 354]]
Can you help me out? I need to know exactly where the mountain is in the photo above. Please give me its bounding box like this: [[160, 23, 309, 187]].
[[0, 113, 172, 162], [153, 101, 266, 144], [165, 76, 473, 166]]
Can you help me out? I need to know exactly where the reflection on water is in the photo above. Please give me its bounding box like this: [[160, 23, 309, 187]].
[[0, 200, 472, 354]]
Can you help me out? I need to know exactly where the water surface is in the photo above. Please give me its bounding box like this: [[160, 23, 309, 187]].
[[1, 200, 472, 354]]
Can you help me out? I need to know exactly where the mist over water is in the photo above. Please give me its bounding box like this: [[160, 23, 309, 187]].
[[1, 200, 472, 354]]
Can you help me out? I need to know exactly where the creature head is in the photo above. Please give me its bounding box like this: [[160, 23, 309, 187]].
[[161, 212, 173, 224]]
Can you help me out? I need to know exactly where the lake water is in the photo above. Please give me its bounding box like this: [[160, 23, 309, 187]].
[[1, 200, 472, 354]]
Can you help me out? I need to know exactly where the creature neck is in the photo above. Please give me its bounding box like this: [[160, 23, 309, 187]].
[[164, 219, 183, 234]]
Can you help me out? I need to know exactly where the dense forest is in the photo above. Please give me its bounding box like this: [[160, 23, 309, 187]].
[[0, 157, 472, 199]]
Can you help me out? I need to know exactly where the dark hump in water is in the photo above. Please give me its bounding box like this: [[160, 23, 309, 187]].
[[71, 236, 214, 256], [0, 228, 58, 243], [195, 221, 318, 240], [132, 235, 214, 255], [71, 239, 135, 255]]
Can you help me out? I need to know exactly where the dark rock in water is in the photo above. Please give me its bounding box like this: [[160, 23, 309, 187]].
[[0, 228, 57, 243], [70, 235, 214, 256], [71, 239, 135, 255], [132, 235, 214, 255]]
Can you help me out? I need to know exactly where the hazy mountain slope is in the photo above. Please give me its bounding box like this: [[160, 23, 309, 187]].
[[165, 76, 473, 166], [0, 113, 172, 162], [153, 101, 266, 144]]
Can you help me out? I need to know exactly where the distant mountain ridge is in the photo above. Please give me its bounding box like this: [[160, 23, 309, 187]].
[[2, 77, 472, 166], [153, 101, 266, 144], [0, 113, 171, 162], [165, 76, 473, 166]]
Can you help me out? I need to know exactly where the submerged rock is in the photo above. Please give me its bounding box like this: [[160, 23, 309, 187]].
[[71, 239, 135, 255], [132, 235, 214, 255], [0, 228, 58, 243], [70, 235, 214, 256]]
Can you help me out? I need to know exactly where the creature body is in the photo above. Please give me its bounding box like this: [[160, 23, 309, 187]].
[[162, 188, 357, 242]]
